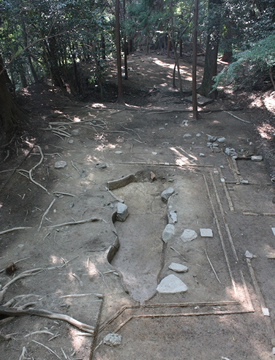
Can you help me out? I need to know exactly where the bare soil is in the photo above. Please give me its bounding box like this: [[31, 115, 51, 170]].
[[0, 52, 275, 360]]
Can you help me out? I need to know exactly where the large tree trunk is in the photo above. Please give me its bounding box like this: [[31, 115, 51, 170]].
[[198, 0, 222, 98], [0, 56, 22, 134]]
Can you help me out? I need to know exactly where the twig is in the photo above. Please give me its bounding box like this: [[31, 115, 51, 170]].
[[225, 111, 251, 124], [170, 246, 187, 261], [60, 293, 103, 299], [17, 145, 50, 194], [61, 348, 68, 359], [0, 227, 31, 236], [38, 198, 56, 231], [25, 330, 55, 337], [48, 217, 106, 229], [71, 161, 81, 175], [204, 249, 221, 284], [19, 346, 27, 360], [106, 187, 124, 203], [72, 273, 83, 287], [0, 256, 30, 273], [0, 306, 95, 334], [32, 339, 62, 359], [53, 191, 77, 197], [0, 268, 43, 301]]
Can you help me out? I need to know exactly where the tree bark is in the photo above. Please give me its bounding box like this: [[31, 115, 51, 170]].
[[198, 0, 222, 98], [115, 0, 124, 104], [0, 56, 22, 134], [192, 0, 199, 119]]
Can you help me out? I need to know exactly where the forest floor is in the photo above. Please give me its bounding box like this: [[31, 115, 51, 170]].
[[0, 51, 275, 360]]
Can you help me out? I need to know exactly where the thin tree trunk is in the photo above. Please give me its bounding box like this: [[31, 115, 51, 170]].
[[192, 0, 199, 119], [198, 0, 222, 98], [0, 56, 23, 134], [115, 0, 124, 103]]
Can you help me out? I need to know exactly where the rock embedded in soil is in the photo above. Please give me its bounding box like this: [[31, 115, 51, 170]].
[[168, 210, 177, 224], [200, 228, 213, 238], [168, 262, 188, 273], [161, 187, 175, 203], [251, 155, 263, 161], [180, 229, 198, 242], [103, 333, 122, 347], [116, 203, 129, 222], [157, 274, 188, 294], [162, 224, 175, 243], [54, 160, 67, 169]]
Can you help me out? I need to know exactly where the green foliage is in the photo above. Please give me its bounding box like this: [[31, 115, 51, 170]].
[[213, 33, 275, 90]]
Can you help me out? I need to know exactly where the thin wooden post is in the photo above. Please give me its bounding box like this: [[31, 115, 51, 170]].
[[192, 0, 199, 119]]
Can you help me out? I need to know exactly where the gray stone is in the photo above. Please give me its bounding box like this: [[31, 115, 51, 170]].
[[157, 274, 188, 294], [200, 228, 213, 237], [115, 151, 123, 154], [103, 333, 122, 347], [116, 203, 128, 222], [168, 210, 178, 224], [207, 135, 217, 142], [95, 163, 107, 169], [183, 133, 192, 138], [180, 229, 198, 242], [251, 155, 263, 161], [161, 187, 175, 203], [162, 224, 175, 243], [217, 137, 226, 143], [54, 161, 67, 169], [168, 262, 188, 273], [71, 129, 80, 136]]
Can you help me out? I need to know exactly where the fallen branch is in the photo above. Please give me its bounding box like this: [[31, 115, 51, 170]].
[[48, 217, 106, 229], [0, 306, 95, 335], [204, 249, 221, 284], [0, 268, 43, 301], [225, 111, 251, 124], [32, 339, 61, 359], [53, 191, 77, 197], [0, 227, 31, 236], [17, 145, 50, 194], [38, 198, 56, 231]]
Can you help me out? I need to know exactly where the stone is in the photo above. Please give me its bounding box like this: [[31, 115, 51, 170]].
[[217, 137, 226, 143], [168, 210, 178, 224], [116, 203, 129, 222], [162, 224, 175, 243], [251, 155, 263, 161], [157, 274, 188, 294], [272, 228, 275, 236], [103, 333, 122, 347], [169, 262, 188, 273], [68, 139, 74, 144], [183, 133, 192, 138], [161, 187, 175, 203], [200, 228, 213, 237], [225, 148, 237, 157], [245, 250, 255, 259], [71, 129, 80, 136], [199, 153, 205, 157], [95, 163, 107, 169], [54, 161, 67, 169], [180, 229, 198, 242], [207, 135, 217, 142], [115, 151, 123, 154]]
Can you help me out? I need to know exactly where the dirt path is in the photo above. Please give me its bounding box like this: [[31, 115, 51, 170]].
[[0, 53, 275, 360]]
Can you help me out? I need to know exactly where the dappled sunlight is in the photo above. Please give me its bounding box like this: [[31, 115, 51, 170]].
[[69, 328, 89, 353], [85, 258, 99, 278], [95, 142, 116, 152], [170, 146, 197, 166], [257, 123, 275, 140], [49, 255, 64, 265]]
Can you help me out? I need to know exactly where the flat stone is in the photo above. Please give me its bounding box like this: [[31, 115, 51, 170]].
[[115, 151, 123, 154], [217, 137, 226, 143], [116, 203, 129, 222], [95, 163, 107, 169], [103, 333, 122, 347], [180, 229, 198, 242], [168, 262, 188, 273], [183, 95, 214, 106], [157, 274, 188, 294], [183, 133, 192, 138], [251, 155, 263, 161], [161, 187, 175, 203], [272, 228, 275, 236], [168, 210, 178, 224], [200, 228, 213, 237], [54, 161, 67, 169], [162, 224, 175, 243]]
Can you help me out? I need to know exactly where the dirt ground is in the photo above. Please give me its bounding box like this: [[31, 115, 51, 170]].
[[1, 52, 275, 360]]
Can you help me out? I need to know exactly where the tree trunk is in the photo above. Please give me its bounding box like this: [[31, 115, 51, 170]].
[[115, 0, 124, 104], [198, 0, 222, 98], [0, 56, 22, 134]]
